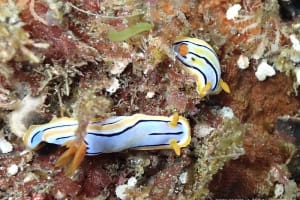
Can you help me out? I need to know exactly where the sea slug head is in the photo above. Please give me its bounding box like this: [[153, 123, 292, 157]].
[[23, 125, 44, 150]]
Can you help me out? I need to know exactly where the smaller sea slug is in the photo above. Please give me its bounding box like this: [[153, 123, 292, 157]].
[[172, 37, 230, 97], [23, 113, 191, 175]]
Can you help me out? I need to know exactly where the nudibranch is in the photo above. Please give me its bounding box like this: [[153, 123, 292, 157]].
[[23, 113, 191, 175], [172, 37, 230, 97]]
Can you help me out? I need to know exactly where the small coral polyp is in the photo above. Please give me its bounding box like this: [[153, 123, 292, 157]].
[[23, 113, 191, 175], [172, 37, 230, 98]]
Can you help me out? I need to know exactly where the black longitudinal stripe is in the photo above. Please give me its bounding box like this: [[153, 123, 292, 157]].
[[30, 123, 78, 143], [149, 131, 183, 135], [173, 40, 217, 57], [30, 130, 43, 145], [87, 152, 102, 155], [189, 52, 219, 90], [83, 140, 89, 150], [86, 141, 180, 155], [91, 117, 124, 125], [88, 119, 183, 137], [55, 135, 75, 141], [55, 135, 90, 150], [176, 55, 207, 85], [32, 118, 127, 144]]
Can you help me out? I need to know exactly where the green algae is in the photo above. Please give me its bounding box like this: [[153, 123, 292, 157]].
[[108, 22, 152, 42]]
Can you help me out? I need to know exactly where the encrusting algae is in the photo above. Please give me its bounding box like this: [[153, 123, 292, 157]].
[[186, 116, 246, 199]]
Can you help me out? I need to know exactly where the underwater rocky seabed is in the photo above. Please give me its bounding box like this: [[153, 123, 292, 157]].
[[0, 0, 300, 199]]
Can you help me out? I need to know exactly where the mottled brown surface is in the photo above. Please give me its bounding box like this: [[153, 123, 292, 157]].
[[222, 65, 300, 129]]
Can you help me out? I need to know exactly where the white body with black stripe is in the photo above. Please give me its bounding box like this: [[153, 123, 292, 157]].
[[172, 37, 229, 97], [23, 114, 191, 155]]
